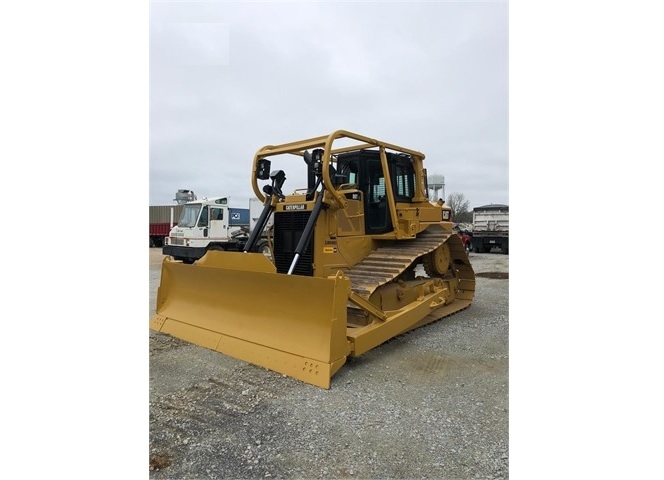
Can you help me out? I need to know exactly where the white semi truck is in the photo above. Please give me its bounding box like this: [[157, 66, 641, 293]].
[[163, 196, 272, 263]]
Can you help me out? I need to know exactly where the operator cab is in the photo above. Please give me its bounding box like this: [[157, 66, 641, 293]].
[[335, 150, 415, 234]]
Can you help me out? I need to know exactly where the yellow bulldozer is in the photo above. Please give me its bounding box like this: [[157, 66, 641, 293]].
[[150, 130, 475, 388]]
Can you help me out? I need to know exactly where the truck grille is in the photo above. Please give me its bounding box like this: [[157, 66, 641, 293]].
[[169, 237, 186, 246]]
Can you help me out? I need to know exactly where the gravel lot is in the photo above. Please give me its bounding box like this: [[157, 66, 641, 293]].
[[149, 248, 509, 479]]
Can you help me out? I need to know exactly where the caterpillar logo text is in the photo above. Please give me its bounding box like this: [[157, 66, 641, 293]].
[[285, 204, 307, 211]]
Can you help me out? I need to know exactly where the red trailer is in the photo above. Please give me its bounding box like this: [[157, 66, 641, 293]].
[[149, 204, 185, 247]]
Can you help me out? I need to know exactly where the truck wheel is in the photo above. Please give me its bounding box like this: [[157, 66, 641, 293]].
[[255, 240, 272, 259]]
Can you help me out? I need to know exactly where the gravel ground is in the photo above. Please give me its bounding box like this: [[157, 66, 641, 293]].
[[149, 249, 509, 479]]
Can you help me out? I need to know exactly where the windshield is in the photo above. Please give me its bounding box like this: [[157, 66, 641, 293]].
[[178, 204, 202, 228]]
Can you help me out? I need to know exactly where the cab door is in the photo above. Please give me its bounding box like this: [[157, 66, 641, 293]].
[[209, 206, 229, 240]]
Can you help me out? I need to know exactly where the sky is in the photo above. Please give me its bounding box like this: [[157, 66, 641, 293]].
[[149, 1, 509, 210]]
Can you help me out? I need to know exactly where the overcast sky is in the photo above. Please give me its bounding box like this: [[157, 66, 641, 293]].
[[149, 1, 508, 209]]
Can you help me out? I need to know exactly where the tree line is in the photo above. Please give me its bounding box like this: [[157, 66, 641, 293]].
[[445, 192, 473, 224]]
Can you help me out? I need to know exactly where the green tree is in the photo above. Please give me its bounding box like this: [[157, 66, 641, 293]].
[[446, 192, 472, 223]]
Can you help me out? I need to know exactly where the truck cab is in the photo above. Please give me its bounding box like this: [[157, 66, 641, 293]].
[[163, 197, 250, 263]]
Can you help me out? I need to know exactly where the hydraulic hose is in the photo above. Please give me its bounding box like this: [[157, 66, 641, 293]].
[[243, 193, 273, 252], [287, 185, 325, 275]]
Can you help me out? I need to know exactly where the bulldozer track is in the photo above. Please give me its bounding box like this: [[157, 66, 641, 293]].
[[345, 228, 458, 298]]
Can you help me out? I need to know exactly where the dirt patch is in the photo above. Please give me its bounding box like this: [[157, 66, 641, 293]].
[[475, 271, 508, 279], [149, 454, 172, 471]]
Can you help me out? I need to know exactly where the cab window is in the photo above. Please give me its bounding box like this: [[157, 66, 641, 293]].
[[210, 208, 223, 220]]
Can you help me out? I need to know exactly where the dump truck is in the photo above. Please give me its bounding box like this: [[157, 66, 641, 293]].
[[150, 130, 476, 389], [162, 196, 272, 263], [471, 204, 509, 254]]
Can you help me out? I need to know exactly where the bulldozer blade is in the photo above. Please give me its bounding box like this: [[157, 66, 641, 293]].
[[150, 251, 352, 389]]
